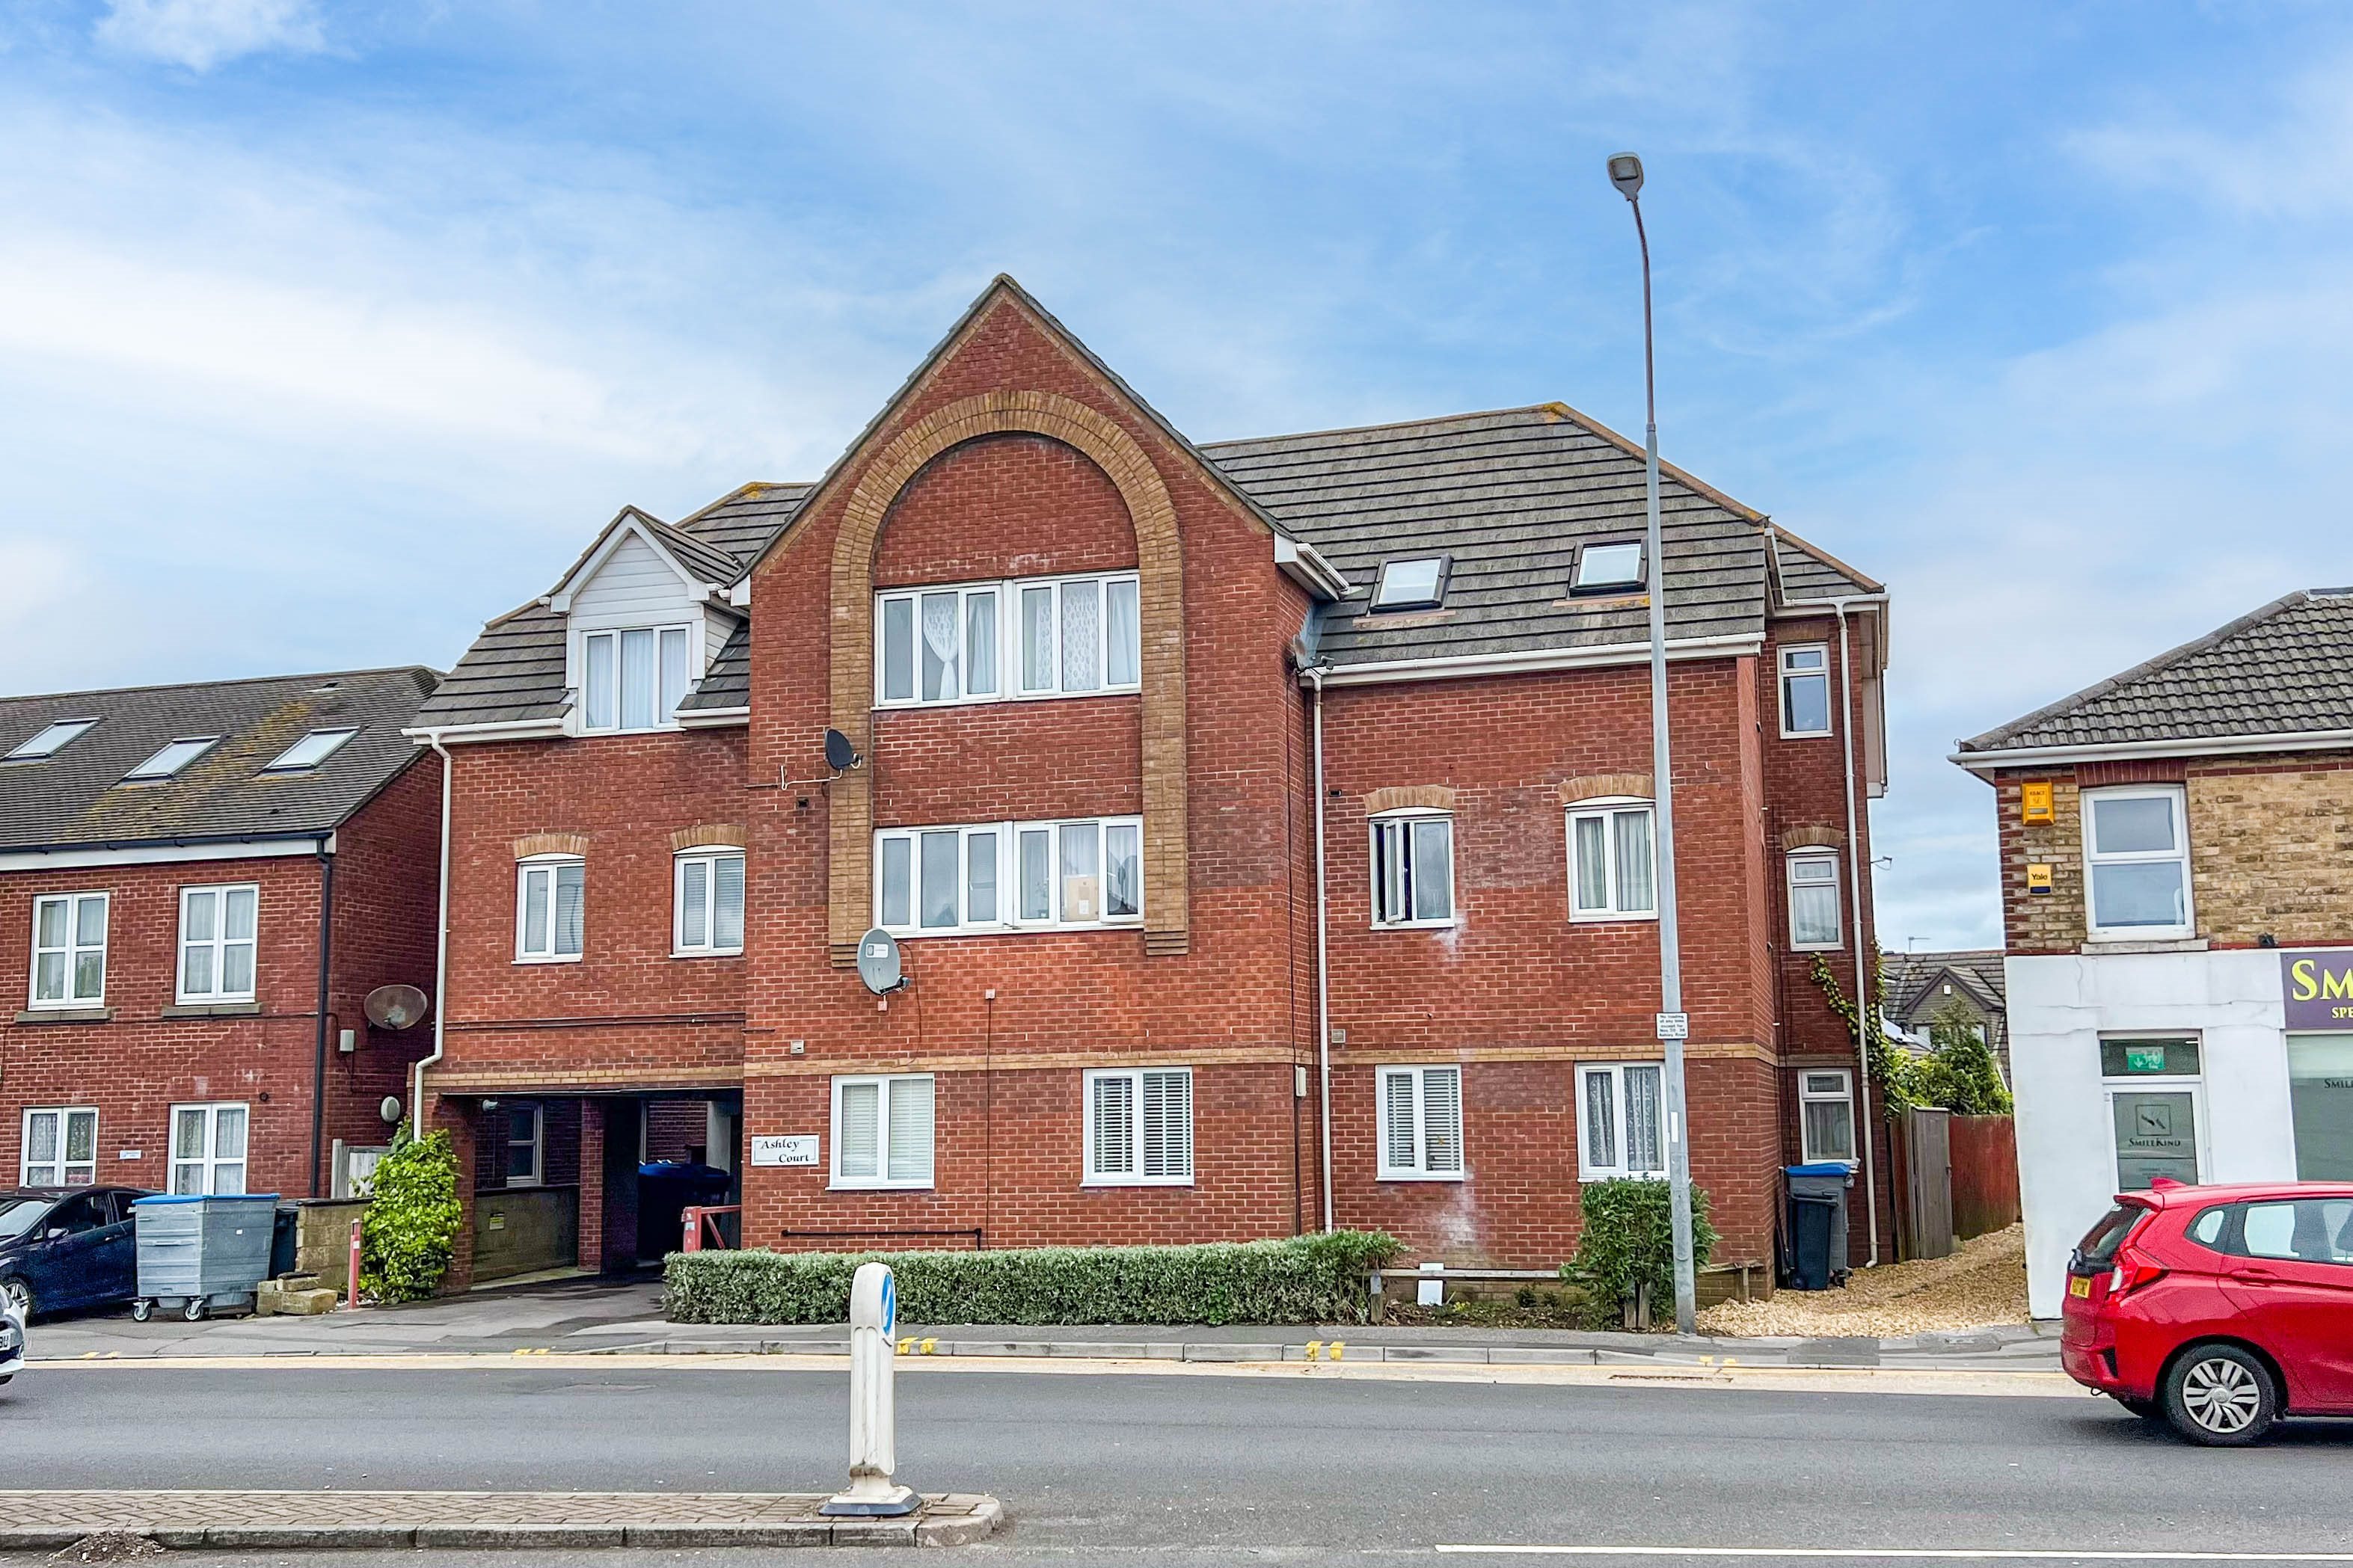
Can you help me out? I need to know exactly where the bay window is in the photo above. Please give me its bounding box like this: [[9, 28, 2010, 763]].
[[1578, 1062, 1665, 1181], [877, 572, 1140, 708], [1567, 800, 1656, 921], [582, 625, 695, 731], [876, 817, 1141, 935]]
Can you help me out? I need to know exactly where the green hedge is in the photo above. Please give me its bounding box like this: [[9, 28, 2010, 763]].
[[1562, 1178, 1716, 1328], [665, 1231, 1401, 1326]]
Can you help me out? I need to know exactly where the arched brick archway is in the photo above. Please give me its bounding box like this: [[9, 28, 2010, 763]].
[[826, 390, 1189, 960]]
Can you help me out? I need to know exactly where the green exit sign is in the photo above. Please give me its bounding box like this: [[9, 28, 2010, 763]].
[[2126, 1045, 2168, 1074]]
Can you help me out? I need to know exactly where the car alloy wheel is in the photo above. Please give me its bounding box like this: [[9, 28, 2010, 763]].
[[2165, 1344, 2277, 1445], [0, 1278, 31, 1319]]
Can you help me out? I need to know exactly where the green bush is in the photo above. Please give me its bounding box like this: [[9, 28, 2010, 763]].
[[1917, 997, 2014, 1116], [361, 1127, 461, 1304], [1563, 1178, 1715, 1329], [665, 1230, 1401, 1326]]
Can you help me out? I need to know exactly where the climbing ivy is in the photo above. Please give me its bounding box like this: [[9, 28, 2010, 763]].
[[1809, 952, 1927, 1116]]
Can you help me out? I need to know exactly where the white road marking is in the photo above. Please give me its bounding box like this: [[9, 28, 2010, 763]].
[[1436, 1549, 2353, 1562]]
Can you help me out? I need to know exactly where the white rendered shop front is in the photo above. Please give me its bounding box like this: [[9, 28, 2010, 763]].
[[2007, 946, 2353, 1318]]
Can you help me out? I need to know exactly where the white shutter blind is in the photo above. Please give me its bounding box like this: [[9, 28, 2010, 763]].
[[1141, 1071, 1191, 1179], [1383, 1071, 1418, 1170], [886, 1077, 934, 1184], [1421, 1068, 1462, 1174], [838, 1082, 880, 1178], [1093, 1074, 1135, 1177]]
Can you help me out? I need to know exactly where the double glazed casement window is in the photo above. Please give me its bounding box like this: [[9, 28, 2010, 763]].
[[1577, 1062, 1665, 1181], [876, 572, 1141, 707], [1786, 852, 1844, 950], [170, 1103, 248, 1195], [1377, 1065, 1464, 1180], [1779, 645, 1832, 737], [874, 817, 1141, 935], [1799, 1069, 1856, 1164], [582, 626, 695, 731], [832, 1074, 935, 1189], [30, 892, 108, 1008], [1369, 813, 1453, 927], [1567, 802, 1656, 920], [516, 856, 586, 961], [1085, 1068, 1194, 1185], [674, 849, 746, 956], [22, 1107, 97, 1186], [2084, 786, 2193, 937], [177, 884, 258, 1003]]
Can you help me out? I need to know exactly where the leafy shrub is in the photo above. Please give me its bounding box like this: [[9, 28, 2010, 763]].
[[361, 1128, 461, 1303], [1917, 997, 2014, 1116], [1562, 1178, 1715, 1328], [665, 1230, 1401, 1326]]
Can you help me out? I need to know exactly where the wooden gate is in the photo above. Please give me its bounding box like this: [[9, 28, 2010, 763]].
[[1903, 1108, 1955, 1261]]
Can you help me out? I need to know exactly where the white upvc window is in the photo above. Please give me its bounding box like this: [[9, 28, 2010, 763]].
[[674, 849, 746, 956], [1376, 1064, 1464, 1181], [1577, 1062, 1666, 1181], [874, 817, 1141, 935], [2084, 785, 2193, 938], [29, 891, 108, 1009], [876, 571, 1141, 708], [581, 624, 696, 732], [1799, 1069, 1857, 1164], [177, 884, 259, 1003], [22, 1107, 98, 1186], [1566, 800, 1657, 921], [1084, 1067, 1194, 1186], [831, 1074, 935, 1190], [515, 855, 586, 962], [504, 1102, 544, 1187], [1786, 852, 1844, 951], [1779, 644, 1832, 737], [1369, 811, 1454, 927], [169, 1102, 249, 1195]]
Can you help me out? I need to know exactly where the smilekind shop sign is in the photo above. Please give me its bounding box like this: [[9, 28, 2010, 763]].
[[2283, 950, 2353, 1028]]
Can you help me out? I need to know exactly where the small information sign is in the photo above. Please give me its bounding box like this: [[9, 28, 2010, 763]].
[[750, 1134, 820, 1167], [1656, 1011, 1690, 1041]]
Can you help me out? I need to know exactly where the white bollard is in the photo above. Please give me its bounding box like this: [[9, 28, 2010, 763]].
[[820, 1261, 918, 1517]]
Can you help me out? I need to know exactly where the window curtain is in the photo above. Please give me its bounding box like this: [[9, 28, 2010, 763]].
[[1625, 1066, 1663, 1173], [1105, 579, 1139, 686], [1614, 810, 1654, 912], [1583, 1070, 1617, 1169], [921, 592, 960, 701]]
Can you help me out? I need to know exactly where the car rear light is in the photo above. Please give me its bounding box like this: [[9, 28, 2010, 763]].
[[2108, 1244, 2167, 1298]]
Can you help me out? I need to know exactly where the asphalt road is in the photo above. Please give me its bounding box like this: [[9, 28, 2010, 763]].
[[4, 1362, 2350, 1565]]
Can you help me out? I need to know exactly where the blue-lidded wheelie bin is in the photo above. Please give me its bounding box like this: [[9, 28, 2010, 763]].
[[1785, 1162, 1854, 1290], [130, 1194, 280, 1322]]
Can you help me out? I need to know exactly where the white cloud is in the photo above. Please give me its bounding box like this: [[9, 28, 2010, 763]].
[[2067, 52, 2353, 221], [95, 0, 325, 71]]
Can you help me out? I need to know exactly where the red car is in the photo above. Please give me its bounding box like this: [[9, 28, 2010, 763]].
[[2061, 1179, 2353, 1445]]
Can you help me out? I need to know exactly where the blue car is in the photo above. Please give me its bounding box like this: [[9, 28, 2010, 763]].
[[0, 1187, 148, 1320]]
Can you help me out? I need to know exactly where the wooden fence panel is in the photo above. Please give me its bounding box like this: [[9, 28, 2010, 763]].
[[1949, 1114, 2021, 1240]]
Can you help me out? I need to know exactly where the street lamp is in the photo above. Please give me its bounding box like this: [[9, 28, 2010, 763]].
[[1607, 150, 1699, 1335]]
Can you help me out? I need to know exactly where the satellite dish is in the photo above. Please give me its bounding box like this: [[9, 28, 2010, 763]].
[[364, 983, 429, 1030], [823, 728, 862, 775], [856, 926, 906, 996]]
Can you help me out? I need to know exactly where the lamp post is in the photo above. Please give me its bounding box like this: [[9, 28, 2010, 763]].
[[1607, 150, 1698, 1335]]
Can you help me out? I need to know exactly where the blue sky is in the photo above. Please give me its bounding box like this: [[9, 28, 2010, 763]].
[[4, 1, 2350, 951]]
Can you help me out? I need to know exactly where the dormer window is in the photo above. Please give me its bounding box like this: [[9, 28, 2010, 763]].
[[1370, 556, 1448, 612], [123, 736, 218, 783], [1572, 540, 1645, 594], [583, 627, 693, 732], [4, 718, 97, 762], [263, 728, 360, 772]]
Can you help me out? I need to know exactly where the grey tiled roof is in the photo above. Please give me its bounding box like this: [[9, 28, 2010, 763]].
[[1880, 948, 2006, 1019], [1960, 588, 2353, 754], [678, 618, 751, 713], [0, 666, 439, 851], [1201, 405, 1770, 665], [1773, 531, 1883, 602], [677, 483, 812, 562]]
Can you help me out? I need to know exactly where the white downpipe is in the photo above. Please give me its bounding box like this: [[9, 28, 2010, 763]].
[[1832, 604, 1882, 1266], [411, 733, 455, 1139], [1306, 665, 1335, 1233]]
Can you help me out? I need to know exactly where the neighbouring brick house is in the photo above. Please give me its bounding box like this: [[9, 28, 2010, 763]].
[[1880, 948, 2009, 1075], [0, 668, 443, 1218], [411, 277, 1893, 1291], [1955, 587, 2353, 1316]]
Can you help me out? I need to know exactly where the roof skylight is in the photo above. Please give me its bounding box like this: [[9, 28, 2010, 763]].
[[4, 718, 98, 762], [1371, 556, 1449, 611], [1572, 540, 1645, 594], [263, 728, 361, 772], [122, 736, 218, 783]]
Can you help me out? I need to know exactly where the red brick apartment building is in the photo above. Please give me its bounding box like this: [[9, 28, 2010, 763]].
[[410, 277, 1892, 1289], [0, 668, 443, 1217]]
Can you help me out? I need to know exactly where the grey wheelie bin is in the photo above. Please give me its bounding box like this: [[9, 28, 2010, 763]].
[[130, 1193, 280, 1321]]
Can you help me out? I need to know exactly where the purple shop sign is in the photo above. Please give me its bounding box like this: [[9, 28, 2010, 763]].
[[2283, 950, 2353, 1029]]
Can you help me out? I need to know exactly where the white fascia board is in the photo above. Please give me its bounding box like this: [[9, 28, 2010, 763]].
[[0, 835, 331, 873], [1273, 535, 1351, 600], [1771, 591, 1890, 616], [674, 707, 750, 729], [1313, 633, 1761, 688], [402, 718, 569, 746], [726, 579, 752, 607], [1951, 728, 2353, 775]]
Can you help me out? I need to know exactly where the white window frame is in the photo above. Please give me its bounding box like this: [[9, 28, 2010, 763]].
[[505, 1102, 544, 1187], [1565, 799, 1657, 923], [2099, 1034, 2209, 1189], [1571, 538, 1645, 594], [1370, 556, 1449, 611], [1369, 809, 1455, 929], [177, 883, 260, 1003], [672, 848, 746, 957], [2082, 784, 2194, 941], [4, 718, 97, 763], [1375, 1064, 1465, 1181], [1083, 1067, 1195, 1187], [168, 1101, 250, 1196], [122, 735, 218, 782], [515, 855, 586, 963], [1577, 1061, 1667, 1181], [261, 728, 360, 772], [874, 571, 1141, 710], [28, 891, 108, 1009], [1785, 851, 1844, 952], [578, 623, 699, 734], [1798, 1069, 1857, 1166], [829, 1073, 936, 1190], [20, 1107, 99, 1186], [874, 817, 1143, 937], [1779, 644, 1833, 739]]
